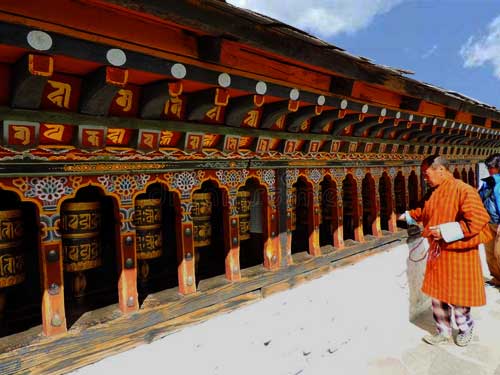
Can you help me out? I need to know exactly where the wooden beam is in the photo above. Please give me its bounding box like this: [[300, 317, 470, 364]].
[[260, 100, 294, 129], [198, 35, 222, 63], [11, 54, 53, 109], [80, 67, 128, 116], [331, 114, 361, 136], [286, 105, 317, 132], [225, 94, 263, 127], [352, 117, 385, 137], [140, 80, 172, 119], [186, 88, 227, 121], [309, 109, 339, 133]]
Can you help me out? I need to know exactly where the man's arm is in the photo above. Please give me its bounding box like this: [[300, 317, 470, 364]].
[[439, 187, 491, 243]]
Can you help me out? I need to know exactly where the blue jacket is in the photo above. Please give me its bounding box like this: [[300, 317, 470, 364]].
[[479, 173, 500, 224]]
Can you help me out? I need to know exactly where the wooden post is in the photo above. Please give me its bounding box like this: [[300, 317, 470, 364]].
[[40, 239, 67, 336], [353, 179, 365, 242], [277, 169, 292, 266], [225, 192, 241, 281], [177, 197, 196, 295], [372, 177, 383, 237], [117, 231, 139, 312], [309, 185, 321, 256], [388, 176, 398, 232], [263, 186, 280, 270], [333, 178, 344, 248]]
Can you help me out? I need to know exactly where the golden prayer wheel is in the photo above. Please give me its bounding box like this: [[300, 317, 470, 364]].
[[134, 198, 163, 260], [61, 201, 102, 272], [192, 193, 212, 247], [0, 209, 25, 288], [290, 187, 296, 231], [236, 191, 250, 240]]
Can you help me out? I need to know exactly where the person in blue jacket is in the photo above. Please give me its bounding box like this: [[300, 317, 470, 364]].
[[479, 153, 500, 286]]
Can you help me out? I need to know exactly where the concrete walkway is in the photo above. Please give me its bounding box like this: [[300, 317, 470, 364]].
[[71, 240, 500, 375]]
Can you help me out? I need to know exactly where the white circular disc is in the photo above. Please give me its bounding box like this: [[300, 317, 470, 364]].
[[106, 48, 126, 66], [218, 72, 231, 87], [27, 30, 53, 51], [290, 88, 300, 100], [256, 81, 267, 95], [171, 63, 187, 79]]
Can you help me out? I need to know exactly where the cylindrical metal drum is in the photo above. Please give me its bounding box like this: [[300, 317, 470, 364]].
[[192, 193, 212, 247], [61, 201, 102, 272], [236, 191, 250, 240], [290, 187, 296, 231], [0, 209, 25, 288], [134, 198, 163, 260]]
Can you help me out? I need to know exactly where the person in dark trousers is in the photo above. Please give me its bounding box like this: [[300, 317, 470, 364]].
[[479, 153, 500, 286]]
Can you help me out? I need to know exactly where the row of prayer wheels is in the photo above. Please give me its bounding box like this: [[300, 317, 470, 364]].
[[191, 191, 252, 247], [0, 209, 26, 314], [0, 209, 25, 289], [0, 187, 335, 293]]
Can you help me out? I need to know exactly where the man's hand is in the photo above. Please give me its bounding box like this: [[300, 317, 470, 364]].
[[429, 225, 442, 240]]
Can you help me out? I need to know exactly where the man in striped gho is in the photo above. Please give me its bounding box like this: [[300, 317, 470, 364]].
[[399, 155, 493, 346]]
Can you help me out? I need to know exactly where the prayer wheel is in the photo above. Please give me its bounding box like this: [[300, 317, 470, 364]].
[[192, 193, 212, 247], [61, 202, 102, 272], [236, 191, 250, 240], [134, 198, 163, 260], [0, 209, 25, 288], [290, 187, 296, 231]]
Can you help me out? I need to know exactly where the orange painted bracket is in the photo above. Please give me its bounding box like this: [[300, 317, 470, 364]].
[[106, 66, 128, 86], [28, 54, 54, 77], [254, 94, 265, 107], [168, 81, 183, 96], [338, 109, 347, 119], [288, 99, 299, 112], [215, 88, 230, 106]]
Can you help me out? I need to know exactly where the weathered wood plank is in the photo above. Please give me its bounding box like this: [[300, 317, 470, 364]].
[[261, 264, 331, 298], [34, 291, 262, 375]]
